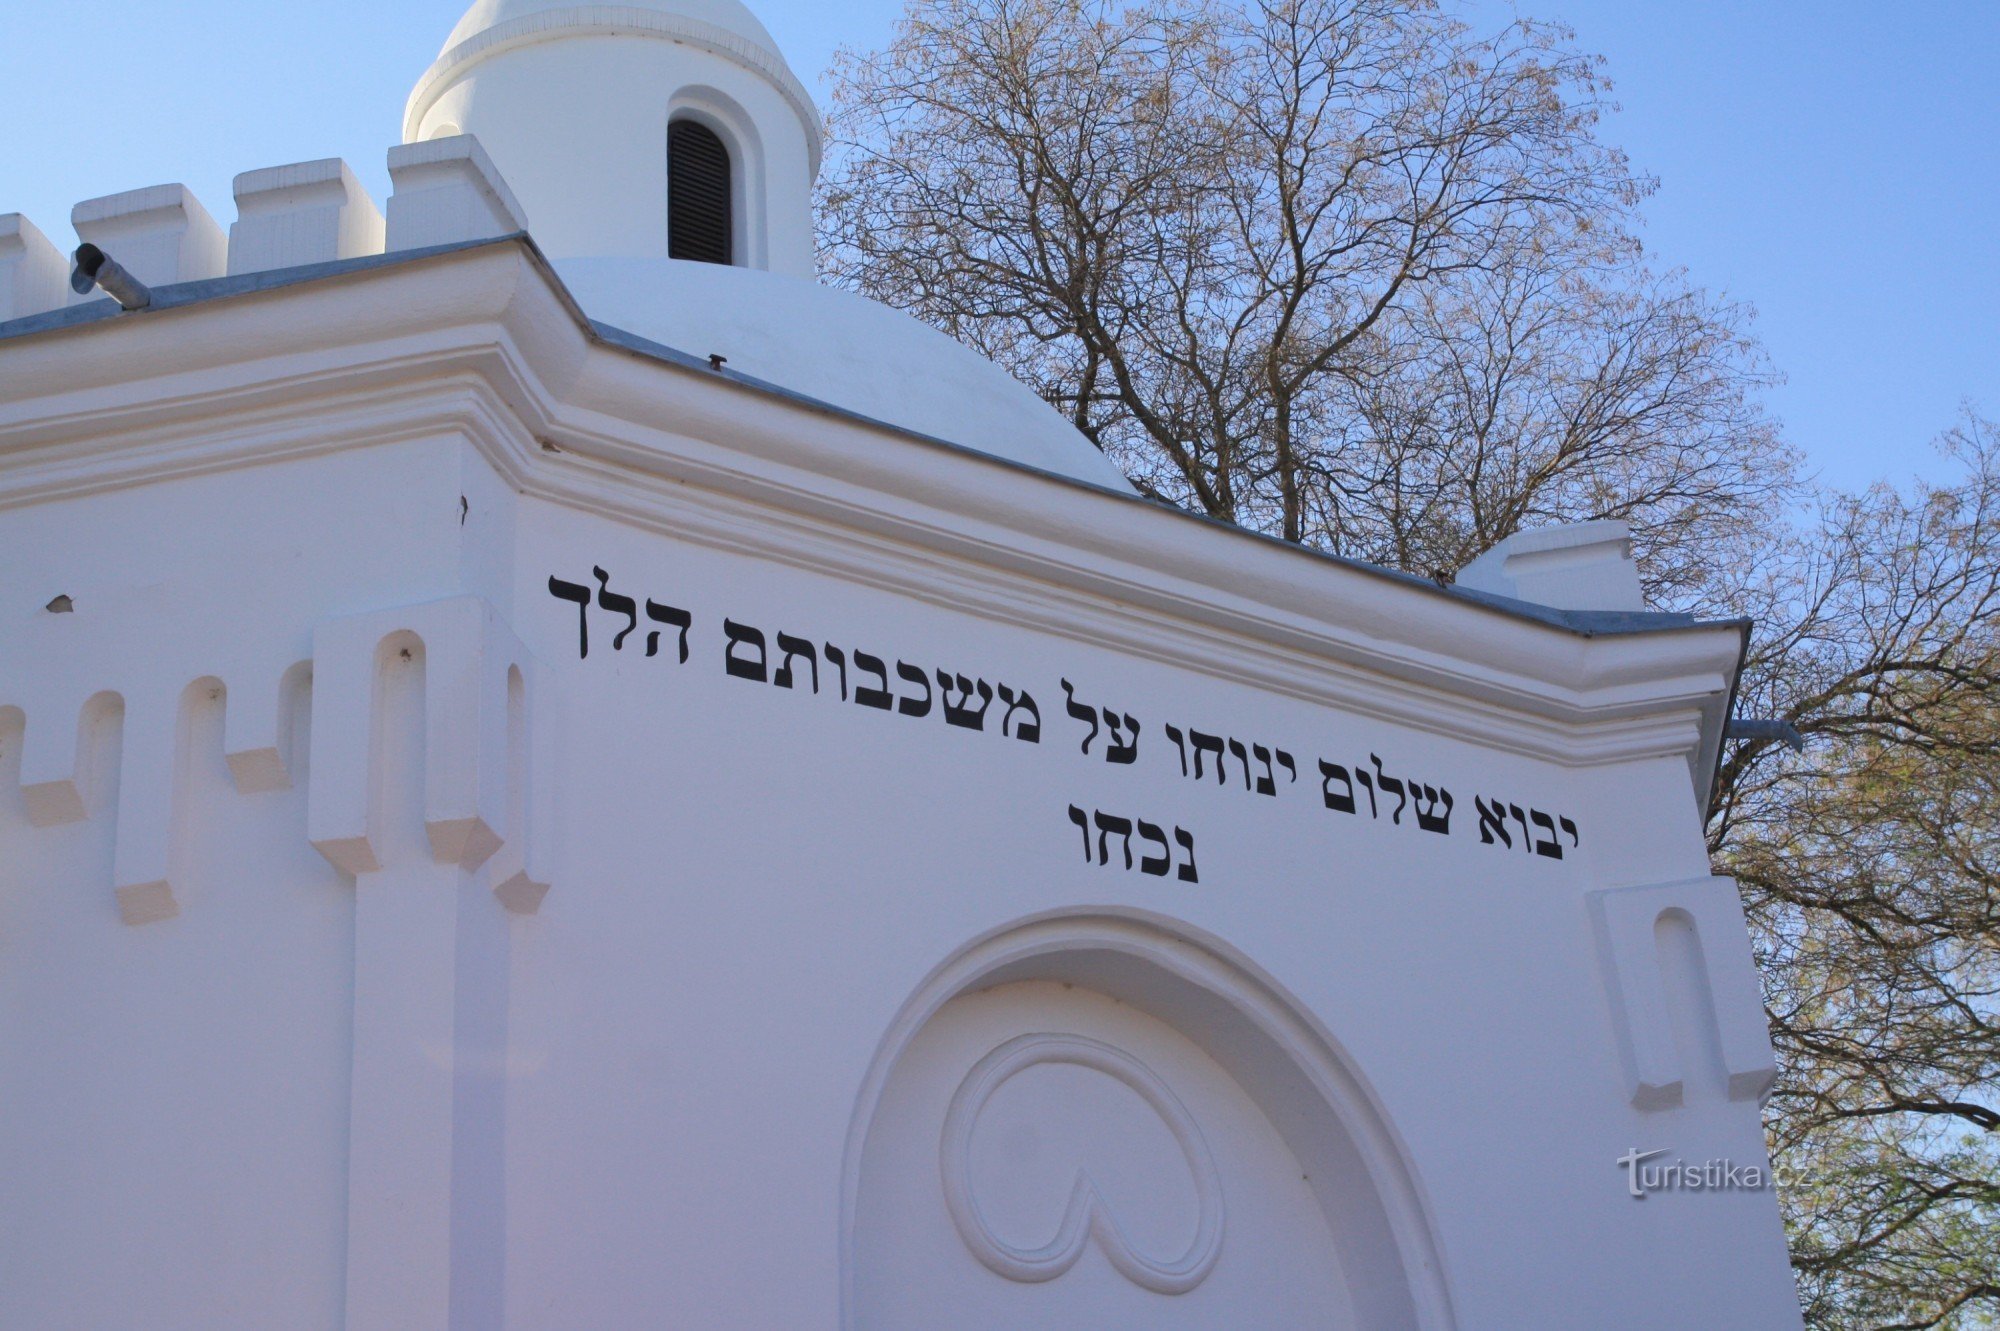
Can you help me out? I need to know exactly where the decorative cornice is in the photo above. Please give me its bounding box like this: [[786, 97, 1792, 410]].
[[0, 242, 1742, 786], [403, 5, 824, 177]]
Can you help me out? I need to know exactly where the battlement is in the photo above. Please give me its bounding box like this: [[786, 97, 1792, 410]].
[[0, 595, 553, 927], [0, 135, 527, 323]]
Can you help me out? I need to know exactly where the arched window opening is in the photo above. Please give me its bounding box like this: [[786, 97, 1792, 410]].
[[668, 119, 733, 265]]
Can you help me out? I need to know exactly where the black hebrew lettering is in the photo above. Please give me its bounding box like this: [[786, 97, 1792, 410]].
[[594, 567, 638, 651], [1094, 812, 1134, 869], [1174, 827, 1199, 884], [1319, 760, 1357, 814], [895, 661, 932, 717], [1252, 744, 1276, 796], [1412, 785, 1454, 835], [1103, 711, 1141, 765], [852, 651, 892, 710], [1190, 730, 1225, 783], [644, 599, 692, 663], [551, 564, 1584, 873], [1171, 725, 1293, 803], [1372, 755, 1406, 825], [1066, 805, 1198, 883], [938, 673, 994, 730], [1137, 820, 1172, 876], [723, 619, 768, 682], [1530, 809, 1563, 860], [1228, 738, 1251, 791], [824, 644, 849, 701], [548, 575, 591, 658], [996, 685, 1041, 742], [1463, 792, 1578, 859], [774, 633, 818, 692], [1061, 680, 1100, 755], [1325, 753, 1475, 841]]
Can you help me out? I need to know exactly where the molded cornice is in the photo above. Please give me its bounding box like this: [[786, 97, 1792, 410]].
[[0, 242, 1743, 795]]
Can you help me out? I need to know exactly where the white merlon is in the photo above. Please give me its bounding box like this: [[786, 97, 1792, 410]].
[[384, 134, 528, 252], [1454, 518, 1648, 613], [229, 158, 386, 276], [112, 682, 186, 927], [70, 183, 227, 301], [0, 214, 67, 322], [307, 596, 547, 903]]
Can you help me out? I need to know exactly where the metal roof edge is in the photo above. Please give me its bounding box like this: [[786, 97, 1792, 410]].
[[0, 235, 1749, 653]]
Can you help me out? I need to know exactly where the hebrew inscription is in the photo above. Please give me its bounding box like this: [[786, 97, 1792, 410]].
[[550, 567, 1585, 881], [1067, 806, 1199, 883]]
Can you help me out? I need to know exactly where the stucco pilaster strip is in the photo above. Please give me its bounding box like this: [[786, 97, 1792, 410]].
[[404, 6, 824, 175]]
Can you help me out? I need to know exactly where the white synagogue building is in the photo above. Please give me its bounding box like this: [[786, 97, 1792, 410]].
[[0, 1, 1805, 1326]]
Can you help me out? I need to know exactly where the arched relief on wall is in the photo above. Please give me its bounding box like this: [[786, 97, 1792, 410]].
[[225, 658, 313, 796], [1, 662, 318, 926], [840, 908, 1460, 1330], [1588, 878, 1778, 1110], [1, 595, 547, 928], [14, 689, 122, 829], [306, 595, 552, 911], [940, 1032, 1227, 1294], [667, 86, 767, 271], [105, 675, 227, 927]]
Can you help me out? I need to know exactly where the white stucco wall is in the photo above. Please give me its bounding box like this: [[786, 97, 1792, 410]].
[[0, 242, 1800, 1329]]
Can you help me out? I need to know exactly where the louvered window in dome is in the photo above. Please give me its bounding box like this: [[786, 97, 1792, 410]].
[[668, 120, 734, 266]]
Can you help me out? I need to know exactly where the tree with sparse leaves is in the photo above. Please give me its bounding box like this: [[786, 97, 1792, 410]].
[[818, 1, 2000, 1324], [1718, 414, 2000, 1328]]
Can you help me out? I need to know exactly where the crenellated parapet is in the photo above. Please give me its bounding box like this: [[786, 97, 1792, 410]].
[[9, 661, 312, 925], [70, 184, 228, 302], [0, 135, 529, 326], [0, 214, 66, 324], [228, 158, 386, 277], [0, 594, 552, 926], [306, 595, 551, 914]]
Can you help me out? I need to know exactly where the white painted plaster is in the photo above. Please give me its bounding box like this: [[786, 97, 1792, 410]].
[[0, 214, 66, 323], [386, 134, 530, 252], [556, 256, 1138, 493], [70, 183, 227, 300], [0, 2, 1801, 1324], [1454, 518, 1649, 612], [230, 158, 386, 276], [407, 0, 818, 274]]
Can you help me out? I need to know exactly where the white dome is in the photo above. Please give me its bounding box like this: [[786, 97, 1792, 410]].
[[439, 0, 780, 59], [556, 258, 1138, 493], [409, 0, 822, 271]]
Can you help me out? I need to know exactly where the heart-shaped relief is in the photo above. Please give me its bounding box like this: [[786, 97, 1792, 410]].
[[940, 1032, 1226, 1295]]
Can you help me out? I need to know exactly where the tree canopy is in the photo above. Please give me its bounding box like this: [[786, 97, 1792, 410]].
[[820, 2, 2000, 1324]]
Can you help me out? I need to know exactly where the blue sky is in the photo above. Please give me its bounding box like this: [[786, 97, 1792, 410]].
[[2, 1, 1991, 492]]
